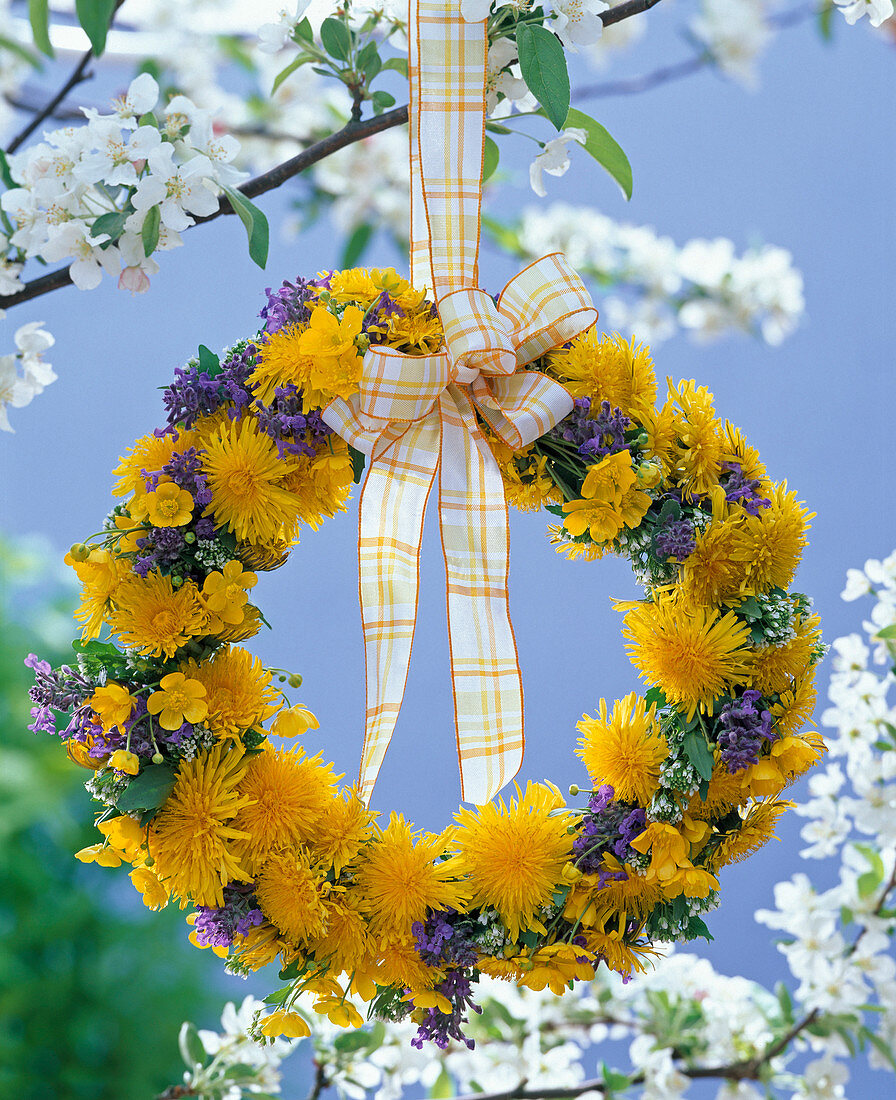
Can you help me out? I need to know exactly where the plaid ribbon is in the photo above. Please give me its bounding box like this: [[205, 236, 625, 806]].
[[322, 1, 597, 805]]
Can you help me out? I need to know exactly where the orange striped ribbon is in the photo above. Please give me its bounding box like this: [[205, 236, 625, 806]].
[[323, 1, 597, 805]]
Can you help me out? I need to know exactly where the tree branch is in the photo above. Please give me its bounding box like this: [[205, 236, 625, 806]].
[[0, 0, 665, 310], [5, 0, 127, 155]]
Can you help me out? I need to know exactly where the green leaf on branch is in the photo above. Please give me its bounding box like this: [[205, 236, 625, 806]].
[[562, 108, 633, 200], [116, 765, 177, 813], [645, 685, 667, 709], [0, 150, 18, 189], [0, 32, 43, 69], [75, 0, 117, 57], [221, 185, 269, 269], [349, 445, 367, 485], [341, 224, 374, 269], [382, 56, 408, 77], [859, 1026, 896, 1072], [320, 17, 351, 61], [293, 17, 314, 43], [429, 1067, 455, 1098], [91, 209, 130, 246], [516, 23, 569, 132], [371, 90, 396, 114], [141, 204, 160, 258], [483, 136, 500, 182], [272, 54, 312, 95], [28, 0, 54, 58], [682, 729, 715, 781]]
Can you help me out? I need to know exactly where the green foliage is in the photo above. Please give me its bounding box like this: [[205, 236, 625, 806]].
[[516, 23, 570, 132], [221, 185, 270, 269], [74, 0, 117, 57], [27, 0, 53, 59], [562, 108, 633, 200], [0, 536, 221, 1100]]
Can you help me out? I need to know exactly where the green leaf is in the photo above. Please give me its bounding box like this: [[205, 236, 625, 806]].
[[357, 40, 381, 75], [382, 56, 408, 77], [775, 981, 795, 1024], [334, 1029, 374, 1054], [293, 17, 314, 42], [72, 638, 125, 661], [562, 108, 633, 200], [263, 986, 292, 1006], [644, 685, 667, 709], [28, 0, 53, 58], [116, 765, 177, 813], [320, 17, 351, 61], [429, 1066, 455, 1098], [341, 223, 374, 269], [859, 1026, 896, 1071], [856, 842, 885, 880], [875, 623, 896, 640], [75, 0, 117, 57], [272, 54, 307, 95], [221, 185, 269, 269], [682, 729, 715, 781], [141, 204, 160, 258], [483, 136, 499, 182], [737, 595, 762, 619], [197, 344, 220, 376], [348, 445, 367, 485], [0, 32, 43, 69], [178, 1021, 206, 1069], [91, 209, 130, 246], [688, 915, 713, 941], [371, 90, 396, 114], [600, 1062, 632, 1092], [0, 150, 16, 190], [818, 2, 835, 41], [516, 23, 569, 132]]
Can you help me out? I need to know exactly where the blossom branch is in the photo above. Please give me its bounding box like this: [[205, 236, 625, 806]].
[[4, 0, 127, 155]]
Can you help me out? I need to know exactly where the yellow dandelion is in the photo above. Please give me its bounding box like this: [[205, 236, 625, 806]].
[[687, 764, 751, 820], [679, 517, 753, 608], [248, 324, 314, 406], [148, 744, 252, 907], [498, 449, 563, 513], [451, 782, 573, 943], [109, 572, 205, 659], [576, 692, 668, 806], [731, 483, 812, 595], [201, 417, 300, 546], [310, 791, 378, 876], [722, 422, 768, 486], [641, 401, 681, 479], [254, 848, 329, 945], [112, 429, 199, 498], [383, 303, 445, 354], [751, 613, 822, 695], [66, 547, 124, 639], [547, 524, 609, 562], [583, 929, 654, 978], [279, 442, 354, 530], [371, 933, 440, 991], [326, 267, 380, 303], [771, 671, 818, 737], [181, 645, 281, 740], [231, 746, 340, 874], [567, 859, 664, 924], [708, 798, 795, 870], [621, 589, 754, 720], [548, 330, 657, 420], [309, 894, 372, 972], [354, 814, 465, 937], [231, 921, 293, 972], [669, 379, 727, 500], [211, 605, 264, 644]]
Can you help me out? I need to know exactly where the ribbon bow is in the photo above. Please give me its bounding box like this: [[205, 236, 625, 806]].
[[324, 254, 596, 805]]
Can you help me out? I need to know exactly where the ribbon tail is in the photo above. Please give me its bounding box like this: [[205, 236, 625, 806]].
[[438, 385, 524, 805], [357, 416, 442, 805]]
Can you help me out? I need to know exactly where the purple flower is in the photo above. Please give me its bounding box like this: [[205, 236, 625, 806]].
[[550, 399, 632, 460], [252, 384, 333, 458], [160, 342, 258, 433], [716, 689, 776, 773], [259, 277, 318, 334], [193, 885, 263, 948], [721, 462, 771, 516], [26, 654, 94, 718], [655, 516, 696, 562], [410, 912, 480, 1049], [572, 787, 643, 875]]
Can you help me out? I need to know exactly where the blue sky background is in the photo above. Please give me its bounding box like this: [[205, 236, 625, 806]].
[[2, 6, 895, 1090]]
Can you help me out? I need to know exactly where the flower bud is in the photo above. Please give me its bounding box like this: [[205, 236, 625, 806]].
[[568, 783, 580, 797], [69, 543, 90, 562], [152, 752, 164, 764], [354, 333, 371, 354], [287, 673, 303, 688], [171, 575, 183, 588], [184, 532, 196, 544]]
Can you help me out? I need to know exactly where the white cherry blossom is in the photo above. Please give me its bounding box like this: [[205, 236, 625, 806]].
[[529, 128, 587, 196], [130, 148, 220, 232], [548, 0, 610, 51], [39, 222, 120, 290]]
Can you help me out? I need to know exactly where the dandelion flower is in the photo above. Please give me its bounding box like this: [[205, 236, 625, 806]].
[[148, 744, 252, 907], [311, 791, 377, 876], [679, 517, 752, 608], [182, 646, 281, 740], [66, 548, 124, 639], [709, 798, 794, 870], [732, 483, 812, 595], [577, 693, 667, 806], [451, 783, 573, 942], [548, 330, 656, 420], [112, 429, 199, 497], [201, 417, 300, 546], [231, 746, 340, 873], [751, 614, 822, 695], [109, 572, 205, 658], [354, 814, 466, 937], [669, 379, 727, 501], [254, 848, 329, 945], [621, 590, 753, 720]]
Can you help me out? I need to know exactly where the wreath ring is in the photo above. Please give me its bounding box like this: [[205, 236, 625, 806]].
[[27, 264, 824, 1047]]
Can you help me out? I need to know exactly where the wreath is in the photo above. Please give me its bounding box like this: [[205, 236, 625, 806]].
[[26, 262, 825, 1048]]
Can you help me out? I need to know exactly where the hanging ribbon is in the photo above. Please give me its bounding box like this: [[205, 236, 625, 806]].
[[322, 0, 597, 805]]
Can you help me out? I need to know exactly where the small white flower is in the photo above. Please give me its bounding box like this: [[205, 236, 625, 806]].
[[461, 0, 494, 21], [258, 1, 312, 53], [0, 354, 36, 432], [549, 0, 610, 51], [834, 0, 894, 25], [108, 73, 160, 129], [40, 221, 120, 290], [529, 128, 587, 197], [130, 148, 219, 232]]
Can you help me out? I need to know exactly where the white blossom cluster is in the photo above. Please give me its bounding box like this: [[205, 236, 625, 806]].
[[689, 0, 774, 88], [834, 0, 895, 27], [515, 203, 805, 346], [0, 320, 55, 432], [167, 556, 896, 1099], [1, 73, 242, 293]]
